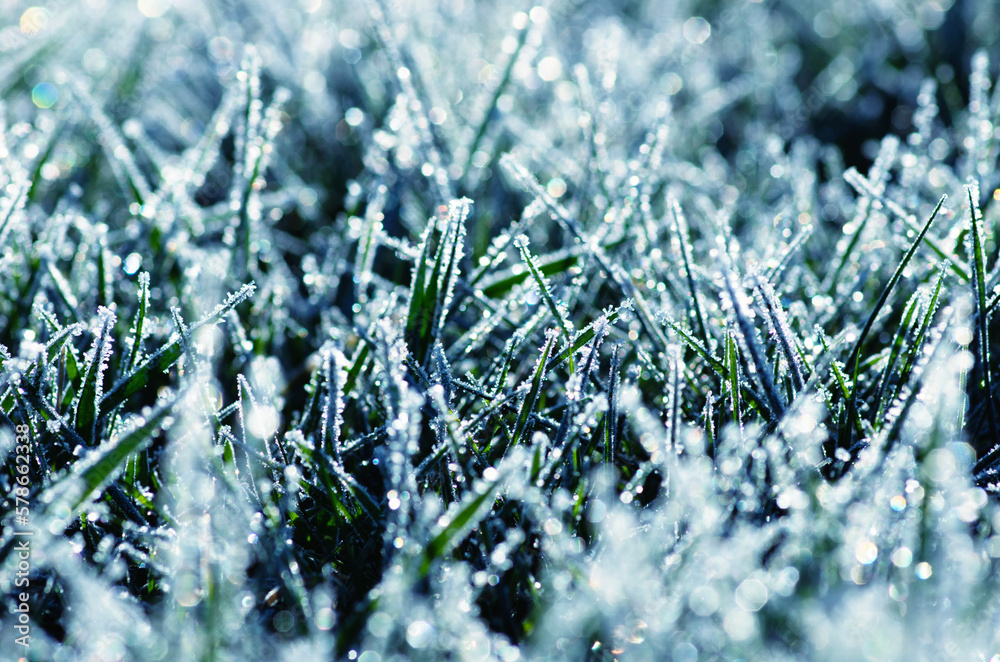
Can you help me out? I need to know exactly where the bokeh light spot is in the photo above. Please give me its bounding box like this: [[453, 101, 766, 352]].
[[31, 83, 58, 109]]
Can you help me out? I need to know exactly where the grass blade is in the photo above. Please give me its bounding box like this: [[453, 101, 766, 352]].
[[967, 182, 999, 445], [751, 271, 806, 394], [725, 325, 742, 430], [723, 270, 784, 419], [840, 194, 945, 446], [604, 343, 622, 464], [501, 329, 557, 458], [515, 234, 574, 343], [101, 283, 256, 412], [669, 198, 708, 345], [666, 344, 683, 454], [873, 288, 926, 425], [50, 395, 175, 515], [419, 463, 507, 578], [885, 264, 947, 415], [74, 307, 116, 445]]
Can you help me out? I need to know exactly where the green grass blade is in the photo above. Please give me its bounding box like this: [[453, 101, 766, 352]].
[[967, 182, 998, 444], [841, 194, 945, 444], [666, 344, 683, 454], [664, 315, 771, 419], [102, 283, 255, 412], [873, 289, 925, 425], [405, 213, 441, 363], [548, 300, 629, 369], [662, 316, 725, 376], [504, 330, 557, 456], [320, 347, 347, 461], [462, 16, 530, 176], [515, 234, 574, 343], [96, 240, 110, 309], [751, 271, 806, 394], [670, 198, 708, 345], [725, 325, 742, 429], [886, 264, 947, 412], [50, 395, 176, 515], [480, 247, 582, 299], [554, 319, 608, 451], [36, 321, 85, 367], [845, 168, 969, 282], [123, 271, 150, 377], [353, 187, 386, 308], [46, 260, 81, 320], [604, 343, 622, 464], [419, 464, 506, 578], [492, 333, 522, 398], [344, 338, 371, 399], [723, 270, 784, 419], [432, 198, 470, 341], [74, 308, 116, 445], [500, 153, 668, 351]]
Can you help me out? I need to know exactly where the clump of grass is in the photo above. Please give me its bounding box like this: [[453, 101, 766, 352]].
[[2, 1, 1000, 661]]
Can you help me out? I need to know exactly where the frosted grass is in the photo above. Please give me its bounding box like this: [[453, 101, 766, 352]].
[[1, 1, 1000, 661]]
